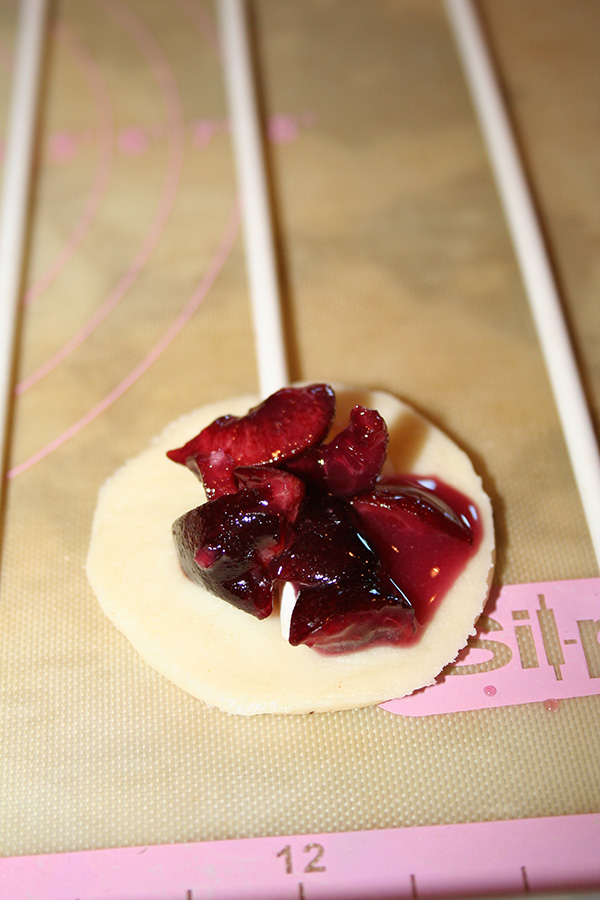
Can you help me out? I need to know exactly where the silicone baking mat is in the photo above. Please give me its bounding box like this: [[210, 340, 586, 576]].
[[1, 0, 599, 895]]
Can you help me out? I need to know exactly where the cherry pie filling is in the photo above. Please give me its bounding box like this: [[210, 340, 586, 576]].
[[167, 384, 482, 655]]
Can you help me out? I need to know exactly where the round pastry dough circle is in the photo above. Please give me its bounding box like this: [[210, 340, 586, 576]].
[[87, 388, 495, 715]]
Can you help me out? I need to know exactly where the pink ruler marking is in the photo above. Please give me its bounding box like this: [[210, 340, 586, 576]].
[[0, 813, 598, 898]]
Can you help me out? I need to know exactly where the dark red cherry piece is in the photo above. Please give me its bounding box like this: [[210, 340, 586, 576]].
[[268, 495, 376, 586], [167, 384, 336, 498], [289, 581, 415, 654], [270, 496, 415, 653], [173, 488, 290, 620], [285, 406, 388, 497], [172, 469, 304, 618]]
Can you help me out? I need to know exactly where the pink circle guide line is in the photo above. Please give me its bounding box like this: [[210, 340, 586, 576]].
[[16, 0, 186, 395], [8, 200, 240, 479], [172, 0, 221, 55], [23, 19, 114, 306]]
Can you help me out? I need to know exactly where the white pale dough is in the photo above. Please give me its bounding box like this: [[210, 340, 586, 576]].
[[87, 387, 495, 715]]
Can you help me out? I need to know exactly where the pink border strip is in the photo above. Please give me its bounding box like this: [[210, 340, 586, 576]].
[[0, 813, 598, 898], [382, 577, 600, 717]]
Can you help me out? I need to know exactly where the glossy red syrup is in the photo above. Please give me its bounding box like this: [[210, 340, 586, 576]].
[[350, 476, 482, 629]]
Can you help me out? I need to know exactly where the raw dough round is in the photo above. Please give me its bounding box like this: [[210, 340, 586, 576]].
[[87, 387, 495, 715]]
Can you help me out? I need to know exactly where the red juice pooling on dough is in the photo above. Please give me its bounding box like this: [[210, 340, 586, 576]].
[[167, 385, 483, 654], [350, 475, 482, 629]]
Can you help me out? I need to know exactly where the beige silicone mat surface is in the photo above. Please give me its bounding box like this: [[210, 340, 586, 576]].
[[1, 0, 599, 857]]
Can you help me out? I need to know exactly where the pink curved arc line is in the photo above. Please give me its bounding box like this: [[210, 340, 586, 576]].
[[16, 0, 186, 395], [172, 0, 221, 56], [23, 20, 115, 306], [8, 200, 240, 480]]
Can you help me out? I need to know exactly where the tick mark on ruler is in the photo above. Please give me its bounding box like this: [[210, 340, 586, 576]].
[[410, 873, 419, 897], [521, 865, 531, 893]]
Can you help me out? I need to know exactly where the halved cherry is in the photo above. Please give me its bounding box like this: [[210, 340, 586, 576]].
[[167, 384, 336, 498], [285, 405, 388, 496], [350, 476, 481, 626], [289, 580, 415, 654], [268, 495, 376, 586], [270, 495, 415, 653], [172, 470, 305, 619], [173, 492, 282, 619]]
